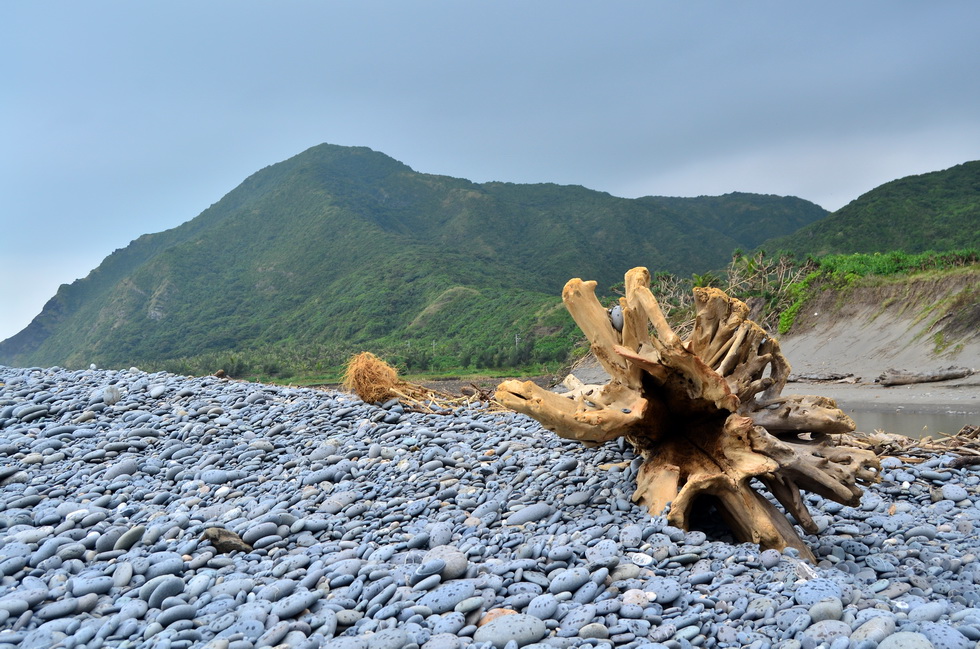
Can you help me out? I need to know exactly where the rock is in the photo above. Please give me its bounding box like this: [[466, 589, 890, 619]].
[[473, 613, 547, 648], [794, 579, 844, 606], [418, 581, 477, 614], [506, 503, 555, 526], [809, 597, 843, 622], [877, 632, 937, 649], [201, 527, 252, 553], [424, 545, 469, 580], [548, 567, 590, 594]]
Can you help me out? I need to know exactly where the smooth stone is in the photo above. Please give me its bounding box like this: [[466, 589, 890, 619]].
[[272, 589, 322, 618], [646, 577, 682, 604], [877, 632, 937, 649], [424, 546, 469, 580], [104, 459, 139, 480], [415, 559, 447, 579], [431, 611, 466, 634], [324, 638, 369, 649], [368, 628, 410, 649], [909, 601, 947, 623], [241, 522, 279, 545], [548, 567, 590, 594], [559, 603, 597, 632], [919, 622, 974, 649], [455, 596, 485, 614], [904, 525, 938, 540], [526, 593, 559, 620], [794, 579, 844, 606], [114, 525, 146, 551], [70, 575, 115, 597], [418, 581, 476, 614], [335, 609, 362, 626], [506, 503, 555, 526], [809, 597, 843, 622], [563, 491, 592, 506], [36, 598, 78, 620], [802, 620, 851, 642], [578, 623, 609, 639], [473, 613, 547, 648], [428, 522, 453, 547], [145, 555, 185, 580], [423, 633, 461, 649], [147, 576, 186, 609], [156, 603, 197, 627], [941, 484, 969, 501]]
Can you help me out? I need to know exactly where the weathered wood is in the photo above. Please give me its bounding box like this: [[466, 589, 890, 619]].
[[876, 366, 973, 386], [788, 372, 855, 382], [496, 267, 880, 561]]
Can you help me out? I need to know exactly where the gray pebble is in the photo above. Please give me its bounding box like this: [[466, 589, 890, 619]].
[[877, 632, 940, 649], [506, 503, 555, 525], [473, 613, 547, 648], [418, 581, 476, 614]]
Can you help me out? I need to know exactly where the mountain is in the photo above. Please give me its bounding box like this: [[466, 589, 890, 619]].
[[762, 160, 980, 256], [0, 144, 828, 374]]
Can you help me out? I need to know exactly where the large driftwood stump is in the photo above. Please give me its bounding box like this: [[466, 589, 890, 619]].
[[496, 268, 880, 561]]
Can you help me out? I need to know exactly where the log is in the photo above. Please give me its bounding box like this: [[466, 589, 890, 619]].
[[496, 267, 880, 561], [876, 366, 973, 386], [788, 372, 855, 382]]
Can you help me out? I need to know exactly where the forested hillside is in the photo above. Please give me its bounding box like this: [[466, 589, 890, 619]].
[[0, 144, 827, 377], [762, 160, 980, 256]]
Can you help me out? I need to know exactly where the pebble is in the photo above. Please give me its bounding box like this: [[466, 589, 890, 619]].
[[505, 503, 555, 526], [418, 582, 476, 614], [941, 484, 969, 501], [877, 632, 939, 649], [809, 597, 843, 622], [473, 613, 547, 648], [1, 365, 979, 649], [794, 578, 844, 606], [548, 567, 590, 594]]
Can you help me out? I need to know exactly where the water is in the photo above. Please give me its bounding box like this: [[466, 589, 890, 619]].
[[845, 408, 978, 439]]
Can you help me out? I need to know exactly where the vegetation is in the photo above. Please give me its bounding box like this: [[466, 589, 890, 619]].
[[777, 249, 979, 334], [762, 160, 980, 256], [2, 145, 976, 382], [0, 144, 827, 379]]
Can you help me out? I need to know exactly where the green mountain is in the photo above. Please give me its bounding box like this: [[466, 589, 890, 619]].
[[762, 160, 980, 256], [0, 143, 828, 375]]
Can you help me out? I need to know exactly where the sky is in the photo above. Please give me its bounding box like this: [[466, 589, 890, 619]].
[[2, 2, 979, 341]]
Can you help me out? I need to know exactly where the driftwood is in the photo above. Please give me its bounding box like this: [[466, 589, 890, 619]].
[[497, 267, 880, 561], [788, 372, 856, 383], [876, 366, 974, 387]]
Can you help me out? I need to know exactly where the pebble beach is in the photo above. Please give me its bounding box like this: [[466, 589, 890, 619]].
[[2, 365, 979, 649]]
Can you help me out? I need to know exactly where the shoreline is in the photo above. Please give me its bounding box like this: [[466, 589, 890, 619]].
[[785, 376, 980, 417]]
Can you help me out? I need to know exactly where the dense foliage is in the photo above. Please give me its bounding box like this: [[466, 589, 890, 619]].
[[762, 160, 980, 256]]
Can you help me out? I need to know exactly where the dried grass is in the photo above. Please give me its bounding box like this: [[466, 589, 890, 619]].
[[341, 352, 399, 404], [340, 351, 500, 413]]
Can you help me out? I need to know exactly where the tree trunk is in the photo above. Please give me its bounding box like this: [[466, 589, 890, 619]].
[[876, 367, 973, 386], [496, 267, 880, 561]]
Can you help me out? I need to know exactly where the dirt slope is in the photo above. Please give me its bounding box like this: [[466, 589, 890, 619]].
[[780, 267, 980, 378]]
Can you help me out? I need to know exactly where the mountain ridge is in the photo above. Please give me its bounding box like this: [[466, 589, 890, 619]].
[[5, 143, 971, 375], [761, 160, 980, 256]]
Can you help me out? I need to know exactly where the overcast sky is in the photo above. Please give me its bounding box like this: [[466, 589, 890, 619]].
[[2, 2, 979, 342]]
